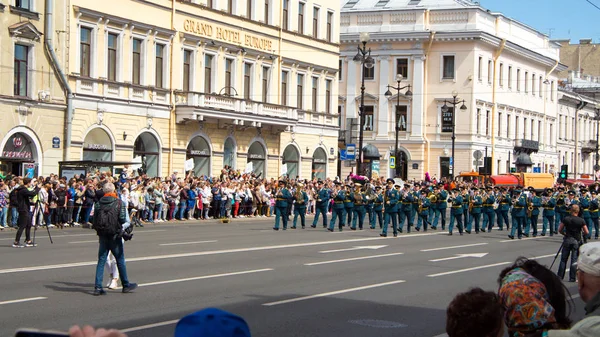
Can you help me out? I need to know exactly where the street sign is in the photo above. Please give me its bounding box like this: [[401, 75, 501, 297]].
[[346, 144, 356, 160], [449, 157, 453, 165], [473, 160, 483, 166], [390, 156, 396, 169], [533, 167, 541, 173], [473, 150, 483, 160], [595, 164, 600, 171], [340, 150, 347, 161], [52, 137, 60, 149]]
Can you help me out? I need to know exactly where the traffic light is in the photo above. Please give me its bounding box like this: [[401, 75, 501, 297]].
[[559, 165, 568, 179]]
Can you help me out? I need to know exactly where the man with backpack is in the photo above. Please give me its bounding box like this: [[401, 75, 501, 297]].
[[92, 182, 137, 296], [13, 178, 42, 247]]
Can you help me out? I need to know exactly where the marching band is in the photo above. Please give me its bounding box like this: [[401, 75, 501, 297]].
[[272, 179, 600, 240]]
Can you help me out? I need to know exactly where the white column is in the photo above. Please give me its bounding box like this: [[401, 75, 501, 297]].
[[346, 58, 357, 119], [410, 55, 425, 140], [377, 56, 390, 138]]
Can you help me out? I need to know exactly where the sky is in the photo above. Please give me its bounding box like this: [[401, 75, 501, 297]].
[[481, 0, 600, 43]]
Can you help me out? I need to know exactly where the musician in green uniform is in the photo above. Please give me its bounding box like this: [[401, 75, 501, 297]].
[[381, 179, 399, 237], [344, 184, 354, 227], [499, 188, 511, 231], [541, 188, 556, 236], [370, 186, 384, 229], [416, 189, 431, 231], [398, 184, 413, 233], [448, 189, 464, 235], [467, 188, 483, 234], [525, 187, 542, 237], [273, 180, 292, 231], [482, 186, 496, 232], [351, 183, 366, 230], [311, 180, 330, 228], [291, 183, 309, 229], [580, 188, 593, 240], [328, 181, 346, 232], [433, 183, 448, 230]]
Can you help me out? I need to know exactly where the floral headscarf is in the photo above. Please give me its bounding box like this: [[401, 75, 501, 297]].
[[499, 267, 557, 337]]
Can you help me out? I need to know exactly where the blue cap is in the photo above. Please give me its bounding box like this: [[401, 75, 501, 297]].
[[174, 308, 251, 337]]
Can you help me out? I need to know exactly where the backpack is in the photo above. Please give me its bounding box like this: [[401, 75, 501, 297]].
[[92, 200, 122, 237]]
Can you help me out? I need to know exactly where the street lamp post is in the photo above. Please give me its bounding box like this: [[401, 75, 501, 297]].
[[595, 104, 600, 181], [441, 90, 468, 180], [353, 32, 374, 176], [384, 74, 412, 178]]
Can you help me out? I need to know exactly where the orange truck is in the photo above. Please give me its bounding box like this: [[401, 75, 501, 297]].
[[489, 173, 554, 191]]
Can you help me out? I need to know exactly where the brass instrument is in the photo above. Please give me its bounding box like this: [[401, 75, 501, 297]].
[[527, 196, 533, 217], [355, 189, 363, 205], [428, 193, 438, 203], [384, 187, 391, 205], [295, 186, 303, 204], [418, 195, 424, 213], [468, 195, 474, 212]]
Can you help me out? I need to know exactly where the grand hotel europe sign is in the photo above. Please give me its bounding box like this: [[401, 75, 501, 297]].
[[183, 20, 274, 52]]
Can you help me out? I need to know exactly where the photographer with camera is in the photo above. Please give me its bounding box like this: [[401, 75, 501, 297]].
[[557, 204, 589, 282], [91, 182, 137, 296], [12, 178, 41, 247]]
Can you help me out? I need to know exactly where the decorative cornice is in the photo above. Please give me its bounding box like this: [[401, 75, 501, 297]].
[[74, 6, 175, 37]]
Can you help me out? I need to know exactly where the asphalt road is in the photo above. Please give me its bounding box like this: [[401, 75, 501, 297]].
[[0, 215, 588, 337]]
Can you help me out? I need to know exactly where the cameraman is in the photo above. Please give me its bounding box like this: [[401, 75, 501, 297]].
[[557, 204, 589, 282], [12, 178, 41, 247]]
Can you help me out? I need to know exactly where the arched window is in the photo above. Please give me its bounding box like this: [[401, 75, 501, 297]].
[[247, 141, 266, 177], [312, 148, 327, 180], [134, 132, 160, 177], [187, 136, 211, 177], [282, 145, 300, 178]]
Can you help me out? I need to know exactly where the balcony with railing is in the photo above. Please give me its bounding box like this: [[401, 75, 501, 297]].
[[582, 140, 598, 154], [174, 92, 298, 126], [71, 75, 170, 106]]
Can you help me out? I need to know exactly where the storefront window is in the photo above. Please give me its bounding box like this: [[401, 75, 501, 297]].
[[282, 145, 299, 178], [134, 132, 160, 177], [223, 137, 236, 169], [83, 128, 113, 162], [312, 148, 327, 180], [247, 142, 266, 177], [187, 136, 211, 177], [1, 132, 38, 177]]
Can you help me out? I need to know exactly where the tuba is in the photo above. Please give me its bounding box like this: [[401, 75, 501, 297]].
[[527, 197, 533, 217], [418, 195, 424, 213], [468, 195, 474, 212]]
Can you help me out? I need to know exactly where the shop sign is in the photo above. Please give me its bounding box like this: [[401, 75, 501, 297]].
[[12, 137, 23, 147], [183, 19, 274, 52], [189, 150, 208, 156], [313, 158, 326, 164], [52, 137, 60, 149], [441, 110, 453, 133], [3, 151, 32, 159], [86, 143, 110, 150], [249, 154, 264, 160]]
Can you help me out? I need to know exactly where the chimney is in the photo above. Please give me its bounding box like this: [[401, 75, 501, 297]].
[[568, 70, 575, 83], [580, 38, 593, 45]]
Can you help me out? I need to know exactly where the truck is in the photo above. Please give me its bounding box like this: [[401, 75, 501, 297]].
[[455, 171, 490, 185], [489, 173, 554, 191]]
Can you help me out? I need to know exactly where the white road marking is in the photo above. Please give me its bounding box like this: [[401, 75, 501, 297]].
[[0, 229, 167, 241], [420, 243, 488, 252], [571, 293, 581, 300], [115, 268, 273, 289], [429, 253, 488, 262], [68, 240, 98, 244], [262, 280, 406, 306], [499, 236, 551, 243], [319, 245, 387, 253], [427, 262, 511, 278], [0, 297, 47, 306], [159, 240, 218, 246], [0, 237, 394, 274], [121, 320, 179, 333], [432, 334, 449, 337], [305, 252, 404, 266], [531, 254, 556, 259]]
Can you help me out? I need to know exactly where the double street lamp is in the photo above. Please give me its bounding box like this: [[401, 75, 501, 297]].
[[441, 90, 467, 179], [353, 32, 375, 176], [384, 74, 412, 178], [595, 103, 600, 181]]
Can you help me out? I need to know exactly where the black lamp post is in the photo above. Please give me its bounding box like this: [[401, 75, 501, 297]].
[[441, 90, 468, 179], [384, 74, 412, 178], [353, 32, 374, 175], [595, 104, 600, 181]]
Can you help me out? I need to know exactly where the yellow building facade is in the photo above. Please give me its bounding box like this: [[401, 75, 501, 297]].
[[58, 0, 340, 179], [0, 0, 66, 176]]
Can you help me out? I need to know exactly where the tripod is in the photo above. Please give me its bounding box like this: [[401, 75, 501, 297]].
[[32, 200, 53, 246], [549, 241, 564, 271]]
